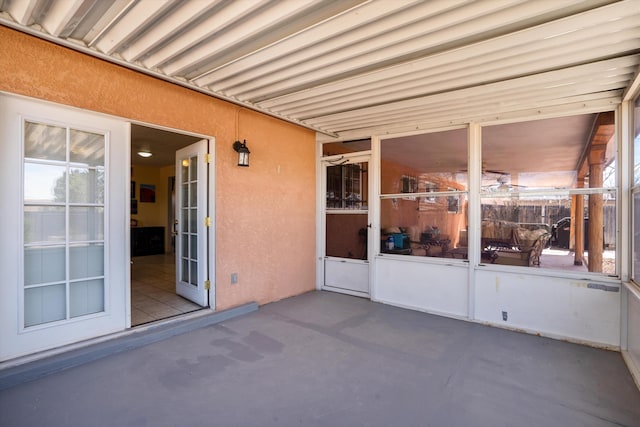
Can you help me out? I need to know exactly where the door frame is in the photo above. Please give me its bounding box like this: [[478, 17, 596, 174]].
[[318, 150, 374, 297], [126, 122, 216, 327]]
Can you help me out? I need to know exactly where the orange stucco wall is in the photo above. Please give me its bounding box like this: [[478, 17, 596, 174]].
[[0, 27, 316, 310]]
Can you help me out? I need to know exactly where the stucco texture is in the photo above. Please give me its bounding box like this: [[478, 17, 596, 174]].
[[0, 27, 316, 310]]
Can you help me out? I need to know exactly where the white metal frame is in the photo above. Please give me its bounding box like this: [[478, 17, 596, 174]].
[[319, 150, 372, 297], [472, 110, 624, 283], [629, 96, 640, 287], [319, 102, 633, 301], [621, 77, 640, 350], [621, 73, 640, 391], [338, 102, 631, 347], [370, 106, 628, 277], [376, 124, 470, 263]]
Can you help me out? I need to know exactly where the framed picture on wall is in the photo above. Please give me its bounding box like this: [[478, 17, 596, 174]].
[[131, 181, 136, 199], [131, 199, 138, 214], [140, 184, 156, 203]]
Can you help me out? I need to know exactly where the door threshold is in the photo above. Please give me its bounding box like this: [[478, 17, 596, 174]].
[[322, 285, 370, 298], [131, 307, 206, 328], [0, 302, 258, 390]]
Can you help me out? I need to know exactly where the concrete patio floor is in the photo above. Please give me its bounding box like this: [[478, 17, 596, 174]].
[[1, 291, 639, 427]]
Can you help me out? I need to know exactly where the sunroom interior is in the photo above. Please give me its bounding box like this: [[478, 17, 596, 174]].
[[358, 112, 618, 274]]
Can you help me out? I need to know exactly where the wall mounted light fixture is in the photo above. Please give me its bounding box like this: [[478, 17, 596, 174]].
[[233, 139, 250, 167]]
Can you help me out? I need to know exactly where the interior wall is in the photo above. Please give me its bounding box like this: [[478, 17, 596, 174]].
[[131, 165, 168, 228], [158, 165, 175, 253], [0, 27, 316, 310]]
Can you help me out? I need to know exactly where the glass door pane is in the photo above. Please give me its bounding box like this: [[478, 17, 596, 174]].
[[179, 156, 198, 287], [23, 121, 106, 328], [326, 213, 368, 260], [175, 140, 208, 307], [325, 161, 368, 260], [323, 157, 371, 296], [326, 163, 367, 210]]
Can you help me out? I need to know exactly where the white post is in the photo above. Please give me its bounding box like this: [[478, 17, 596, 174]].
[[467, 122, 482, 320]]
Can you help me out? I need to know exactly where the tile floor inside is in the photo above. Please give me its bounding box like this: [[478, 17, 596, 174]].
[[131, 254, 203, 326]]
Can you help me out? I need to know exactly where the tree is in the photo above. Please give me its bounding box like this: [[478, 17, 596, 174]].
[[53, 168, 104, 203]]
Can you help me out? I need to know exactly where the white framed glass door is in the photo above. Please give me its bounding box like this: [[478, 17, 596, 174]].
[[0, 94, 128, 361], [323, 153, 371, 296], [175, 140, 209, 307]]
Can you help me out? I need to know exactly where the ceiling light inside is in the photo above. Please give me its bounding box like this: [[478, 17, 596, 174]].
[[137, 151, 152, 158]]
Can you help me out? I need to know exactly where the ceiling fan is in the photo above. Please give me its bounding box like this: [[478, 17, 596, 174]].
[[483, 174, 527, 192], [460, 162, 508, 176]]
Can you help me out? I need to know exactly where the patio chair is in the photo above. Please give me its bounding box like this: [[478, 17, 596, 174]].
[[493, 232, 551, 267]]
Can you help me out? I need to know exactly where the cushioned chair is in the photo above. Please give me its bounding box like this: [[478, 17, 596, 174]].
[[405, 226, 426, 256], [493, 231, 551, 267]]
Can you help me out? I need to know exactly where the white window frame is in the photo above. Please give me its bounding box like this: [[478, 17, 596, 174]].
[[377, 124, 470, 265], [631, 93, 640, 285], [476, 110, 621, 280]]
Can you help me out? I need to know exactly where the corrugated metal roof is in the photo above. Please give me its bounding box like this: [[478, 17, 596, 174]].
[[1, 0, 639, 139]]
